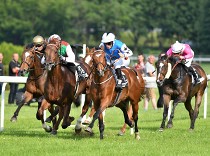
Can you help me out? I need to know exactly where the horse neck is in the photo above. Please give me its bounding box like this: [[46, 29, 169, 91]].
[[93, 67, 113, 84], [170, 64, 185, 80], [47, 64, 64, 83], [29, 54, 44, 78]]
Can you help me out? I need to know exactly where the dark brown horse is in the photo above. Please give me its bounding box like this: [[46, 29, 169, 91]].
[[156, 54, 207, 131], [10, 47, 54, 132], [85, 48, 145, 140]]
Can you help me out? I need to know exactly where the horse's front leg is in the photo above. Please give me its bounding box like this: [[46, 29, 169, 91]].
[[10, 92, 33, 122], [37, 99, 52, 132], [98, 112, 105, 139], [85, 104, 102, 136], [131, 101, 140, 140], [160, 95, 171, 131], [62, 101, 73, 129], [51, 106, 64, 135]]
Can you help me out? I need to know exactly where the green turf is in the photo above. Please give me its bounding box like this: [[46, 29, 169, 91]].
[[0, 88, 210, 156]]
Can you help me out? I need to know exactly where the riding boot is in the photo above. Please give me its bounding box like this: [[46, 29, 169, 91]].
[[188, 66, 203, 85], [115, 68, 123, 91], [76, 65, 88, 81]]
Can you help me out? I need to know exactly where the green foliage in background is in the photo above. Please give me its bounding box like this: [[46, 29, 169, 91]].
[[0, 0, 210, 54]]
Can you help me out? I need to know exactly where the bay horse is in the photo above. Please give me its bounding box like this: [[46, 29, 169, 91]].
[[85, 48, 145, 140], [10, 47, 53, 132], [42, 40, 92, 134], [156, 54, 207, 131]]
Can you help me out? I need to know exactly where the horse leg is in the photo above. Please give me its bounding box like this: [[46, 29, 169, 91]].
[[62, 100, 73, 129], [51, 106, 64, 135], [85, 105, 102, 135], [10, 92, 33, 122], [37, 99, 52, 132], [160, 95, 171, 131], [190, 95, 202, 130], [98, 112, 105, 139], [184, 98, 194, 129], [118, 103, 132, 136], [167, 100, 179, 128], [130, 101, 140, 140], [45, 106, 59, 123], [75, 95, 92, 133]]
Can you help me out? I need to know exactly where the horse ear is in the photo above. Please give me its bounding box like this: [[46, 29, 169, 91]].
[[86, 47, 90, 54]]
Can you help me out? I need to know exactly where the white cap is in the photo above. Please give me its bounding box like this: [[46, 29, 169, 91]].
[[172, 41, 184, 53], [48, 34, 61, 42], [101, 33, 115, 43]]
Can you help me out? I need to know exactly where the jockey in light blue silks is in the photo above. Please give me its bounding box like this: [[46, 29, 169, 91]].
[[99, 32, 133, 91]]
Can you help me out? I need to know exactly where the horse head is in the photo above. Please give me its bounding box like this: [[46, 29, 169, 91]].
[[92, 48, 107, 77], [19, 48, 43, 76], [44, 43, 60, 71], [156, 54, 185, 86]]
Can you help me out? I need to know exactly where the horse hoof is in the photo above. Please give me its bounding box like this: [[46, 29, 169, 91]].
[[118, 130, 125, 136], [50, 130, 57, 135], [85, 127, 93, 135], [167, 124, 173, 128], [82, 120, 91, 125], [62, 125, 68, 129], [100, 135, 104, 140], [45, 117, 52, 123], [75, 128, 82, 134], [45, 126, 52, 133], [10, 117, 17, 122], [135, 132, 140, 140], [159, 128, 164, 132]]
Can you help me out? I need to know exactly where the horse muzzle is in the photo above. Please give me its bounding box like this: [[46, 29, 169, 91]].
[[97, 69, 104, 77], [156, 79, 164, 87], [45, 62, 55, 71], [19, 69, 27, 76]]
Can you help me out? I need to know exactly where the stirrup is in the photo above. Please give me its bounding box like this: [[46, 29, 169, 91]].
[[116, 79, 122, 91]]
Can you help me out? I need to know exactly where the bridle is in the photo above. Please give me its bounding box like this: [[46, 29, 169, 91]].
[[45, 44, 62, 70], [21, 49, 44, 73], [91, 50, 113, 85]]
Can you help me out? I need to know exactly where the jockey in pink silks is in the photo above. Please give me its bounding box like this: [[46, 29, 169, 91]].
[[166, 41, 204, 84]]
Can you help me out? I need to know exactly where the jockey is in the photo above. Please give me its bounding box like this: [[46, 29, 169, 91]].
[[100, 32, 133, 91], [166, 41, 204, 85], [47, 34, 88, 81]]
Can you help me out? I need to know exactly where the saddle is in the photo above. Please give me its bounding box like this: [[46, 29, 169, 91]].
[[63, 62, 76, 74]]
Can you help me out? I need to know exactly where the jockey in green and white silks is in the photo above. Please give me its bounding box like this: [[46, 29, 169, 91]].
[[42, 34, 87, 81], [99, 32, 133, 91]]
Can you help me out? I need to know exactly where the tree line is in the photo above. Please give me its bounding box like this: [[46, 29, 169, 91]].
[[0, 0, 210, 54]]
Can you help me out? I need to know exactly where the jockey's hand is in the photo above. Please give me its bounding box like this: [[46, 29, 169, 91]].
[[118, 52, 124, 58], [179, 56, 185, 60]]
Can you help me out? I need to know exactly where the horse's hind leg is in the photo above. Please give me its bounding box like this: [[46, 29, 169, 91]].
[[10, 92, 33, 122], [131, 101, 140, 140], [75, 95, 92, 133], [190, 95, 203, 130], [51, 107, 64, 135], [184, 98, 194, 129]]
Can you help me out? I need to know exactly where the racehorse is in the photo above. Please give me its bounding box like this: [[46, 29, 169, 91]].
[[156, 54, 207, 131], [42, 40, 92, 134], [85, 48, 145, 140], [10, 47, 53, 132]]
